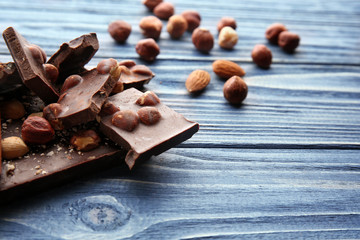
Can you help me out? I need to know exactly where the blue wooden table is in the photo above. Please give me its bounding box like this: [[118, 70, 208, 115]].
[[1, 0, 360, 239]]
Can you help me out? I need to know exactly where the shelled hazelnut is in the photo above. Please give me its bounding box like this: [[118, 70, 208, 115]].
[[108, 20, 132, 43], [167, 15, 188, 39], [142, 0, 163, 11], [21, 116, 55, 145], [154, 2, 174, 20], [218, 26, 238, 49], [139, 16, 163, 40], [192, 28, 214, 53], [251, 44, 272, 69], [135, 38, 160, 61], [217, 17, 237, 32], [265, 23, 287, 44], [223, 76, 248, 105], [278, 31, 300, 53], [181, 10, 201, 32]]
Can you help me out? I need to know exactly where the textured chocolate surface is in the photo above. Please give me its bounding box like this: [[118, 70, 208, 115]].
[[100, 88, 199, 169], [48, 33, 99, 82], [0, 62, 22, 94], [3, 27, 59, 103]]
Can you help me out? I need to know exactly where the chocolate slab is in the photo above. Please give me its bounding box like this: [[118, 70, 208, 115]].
[[48, 33, 99, 82], [0, 62, 23, 94], [3, 27, 59, 103], [43, 67, 118, 130], [100, 88, 199, 169], [117, 60, 155, 90]]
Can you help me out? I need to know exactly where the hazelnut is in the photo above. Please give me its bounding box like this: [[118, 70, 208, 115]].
[[139, 16, 163, 40], [108, 20, 132, 43], [118, 60, 136, 68], [137, 107, 161, 125], [21, 116, 55, 145], [265, 23, 287, 44], [27, 45, 47, 64], [185, 70, 211, 93], [136, 91, 161, 106], [278, 31, 300, 53], [167, 15, 188, 39], [192, 28, 214, 53], [251, 44, 272, 69], [43, 103, 63, 130], [223, 76, 248, 105], [135, 38, 160, 62], [99, 101, 120, 116], [112, 81, 124, 94], [43, 63, 59, 83], [1, 136, 29, 159], [131, 65, 154, 76], [112, 110, 139, 132], [181, 10, 201, 32], [142, 0, 163, 11], [60, 75, 83, 94], [0, 99, 26, 120], [70, 129, 101, 151], [217, 17, 237, 32], [97, 58, 118, 74], [218, 26, 238, 49], [154, 2, 174, 20]]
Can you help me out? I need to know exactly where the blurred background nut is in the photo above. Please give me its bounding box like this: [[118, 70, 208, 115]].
[[0, 99, 26, 120], [251, 44, 272, 69], [108, 20, 132, 43], [223, 76, 248, 105], [135, 38, 160, 61], [265, 23, 287, 44], [142, 0, 163, 11], [217, 17, 237, 32], [1, 136, 29, 159], [21, 116, 55, 145], [167, 15, 188, 39], [139, 16, 163, 39], [154, 2, 174, 20], [70, 129, 101, 151], [192, 28, 214, 53], [278, 31, 300, 53], [218, 26, 238, 49], [185, 69, 211, 93], [181, 10, 201, 32]]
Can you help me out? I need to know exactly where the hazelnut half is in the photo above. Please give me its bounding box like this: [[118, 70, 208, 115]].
[[135, 38, 160, 62], [181, 10, 201, 32], [70, 129, 101, 151], [218, 26, 238, 49], [192, 28, 214, 53], [167, 15, 188, 39], [223, 76, 248, 105], [251, 44, 272, 69], [108, 20, 132, 43], [154, 2, 174, 20], [139, 16, 163, 40]]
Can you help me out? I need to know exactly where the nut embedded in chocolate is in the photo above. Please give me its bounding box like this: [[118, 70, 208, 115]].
[[112, 110, 140, 132], [0, 62, 22, 94], [136, 91, 160, 106], [70, 129, 101, 151], [137, 106, 161, 125]]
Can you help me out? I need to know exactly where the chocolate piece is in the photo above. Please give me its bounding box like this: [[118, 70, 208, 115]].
[[0, 112, 2, 175], [43, 63, 120, 130], [3, 27, 59, 103], [100, 88, 199, 169], [117, 60, 155, 90], [0, 62, 22, 94], [48, 33, 99, 82]]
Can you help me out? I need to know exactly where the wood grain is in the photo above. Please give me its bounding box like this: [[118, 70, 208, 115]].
[[0, 0, 359, 239]]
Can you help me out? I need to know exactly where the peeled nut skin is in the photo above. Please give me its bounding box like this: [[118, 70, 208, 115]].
[[167, 15, 188, 39], [212, 60, 246, 79], [137, 107, 161, 125], [217, 17, 237, 32], [112, 110, 139, 132], [218, 26, 238, 49], [154, 2, 175, 20], [185, 70, 211, 93], [143, 0, 163, 11], [139, 16, 163, 40], [135, 38, 160, 62], [1, 136, 29, 160], [21, 116, 55, 145], [192, 28, 214, 53], [278, 31, 300, 53], [136, 91, 161, 106], [251, 44, 272, 69], [223, 76, 248, 105], [265, 23, 287, 44], [181, 10, 201, 32], [108, 20, 132, 43], [70, 129, 101, 151], [0, 99, 26, 120]]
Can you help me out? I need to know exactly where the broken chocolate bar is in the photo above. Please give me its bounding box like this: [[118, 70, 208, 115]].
[[100, 88, 199, 169], [43, 59, 121, 130], [0, 62, 22, 94], [3, 27, 59, 103], [48, 33, 99, 82]]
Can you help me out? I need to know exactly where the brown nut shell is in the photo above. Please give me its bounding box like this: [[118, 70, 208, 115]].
[[185, 70, 211, 93], [223, 76, 248, 105], [212, 60, 246, 79]]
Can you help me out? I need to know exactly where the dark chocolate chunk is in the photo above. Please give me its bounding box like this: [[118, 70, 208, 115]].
[[0, 62, 23, 94], [3, 27, 59, 103], [100, 88, 199, 169], [48, 33, 99, 82], [43, 61, 120, 130]]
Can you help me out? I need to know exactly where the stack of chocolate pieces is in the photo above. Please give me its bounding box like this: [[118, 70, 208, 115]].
[[0, 27, 198, 203]]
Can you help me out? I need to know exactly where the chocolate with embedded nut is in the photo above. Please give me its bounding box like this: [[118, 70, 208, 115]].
[[100, 88, 199, 169], [3, 27, 59, 103], [0, 62, 23, 94]]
